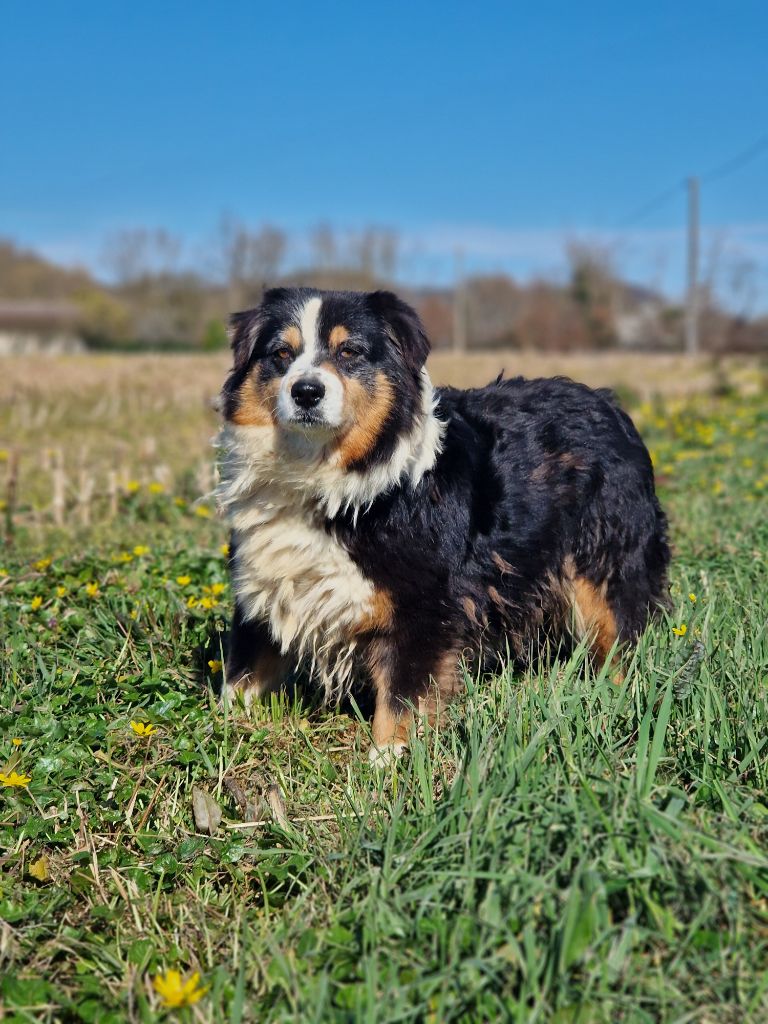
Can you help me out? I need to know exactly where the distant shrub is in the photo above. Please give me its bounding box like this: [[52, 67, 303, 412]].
[[202, 319, 228, 352]]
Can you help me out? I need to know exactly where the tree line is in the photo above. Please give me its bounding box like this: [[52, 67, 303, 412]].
[[1, 222, 766, 353]]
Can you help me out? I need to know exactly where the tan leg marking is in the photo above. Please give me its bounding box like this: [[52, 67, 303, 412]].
[[370, 700, 413, 765], [571, 576, 618, 661], [367, 646, 463, 764], [566, 565, 624, 683], [367, 646, 412, 765]]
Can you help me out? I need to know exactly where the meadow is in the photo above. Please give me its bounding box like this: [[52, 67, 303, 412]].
[[1, 351, 767, 1023]]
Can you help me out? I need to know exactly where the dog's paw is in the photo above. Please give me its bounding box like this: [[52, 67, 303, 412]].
[[221, 681, 258, 711], [367, 741, 408, 767]]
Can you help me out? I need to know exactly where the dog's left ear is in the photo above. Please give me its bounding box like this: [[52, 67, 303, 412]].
[[368, 291, 430, 374]]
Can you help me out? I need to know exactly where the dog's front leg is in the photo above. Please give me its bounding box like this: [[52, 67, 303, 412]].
[[366, 639, 461, 765], [223, 604, 289, 709]]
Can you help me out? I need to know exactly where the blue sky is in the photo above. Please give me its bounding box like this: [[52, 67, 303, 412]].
[[2, 1, 767, 307]]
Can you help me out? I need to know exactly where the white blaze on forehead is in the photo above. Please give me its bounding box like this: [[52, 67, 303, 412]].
[[297, 295, 322, 364]]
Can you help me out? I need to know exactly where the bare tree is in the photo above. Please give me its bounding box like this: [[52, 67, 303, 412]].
[[726, 256, 759, 319], [310, 224, 338, 271], [465, 275, 521, 348], [348, 227, 398, 282], [217, 216, 286, 310], [102, 229, 181, 285]]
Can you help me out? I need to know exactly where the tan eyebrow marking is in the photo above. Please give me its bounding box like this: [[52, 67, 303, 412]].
[[282, 325, 301, 350], [329, 325, 350, 352]]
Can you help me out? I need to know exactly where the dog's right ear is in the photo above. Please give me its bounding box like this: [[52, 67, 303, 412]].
[[228, 309, 261, 373]]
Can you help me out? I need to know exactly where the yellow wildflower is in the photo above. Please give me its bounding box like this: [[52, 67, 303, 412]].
[[12, 737, 22, 746], [198, 596, 218, 610], [133, 545, 150, 557], [126, 480, 141, 493], [0, 449, 7, 461], [688, 593, 697, 603], [202, 584, 222, 596], [672, 624, 688, 637], [30, 596, 43, 611], [194, 505, 211, 518], [29, 856, 50, 881], [34, 557, 52, 571], [176, 575, 192, 586], [220, 543, 230, 557], [207, 659, 223, 673], [84, 582, 100, 598], [712, 480, 724, 495], [148, 482, 165, 494], [130, 721, 157, 737], [153, 969, 208, 1009], [186, 596, 198, 609], [0, 770, 31, 787], [174, 497, 187, 508], [56, 585, 67, 598]]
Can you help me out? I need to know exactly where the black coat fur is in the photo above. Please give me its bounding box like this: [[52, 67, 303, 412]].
[[330, 375, 670, 701]]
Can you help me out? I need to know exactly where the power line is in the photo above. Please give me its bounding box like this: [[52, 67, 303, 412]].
[[619, 180, 684, 227], [618, 131, 768, 228], [700, 133, 768, 185]]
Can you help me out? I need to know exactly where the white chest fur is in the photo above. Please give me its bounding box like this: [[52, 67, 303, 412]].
[[217, 426, 378, 700], [231, 485, 375, 699]]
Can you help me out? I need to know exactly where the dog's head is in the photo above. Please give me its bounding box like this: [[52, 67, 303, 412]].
[[221, 287, 431, 470]]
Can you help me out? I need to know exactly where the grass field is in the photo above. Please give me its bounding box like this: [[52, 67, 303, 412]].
[[1, 352, 767, 1022]]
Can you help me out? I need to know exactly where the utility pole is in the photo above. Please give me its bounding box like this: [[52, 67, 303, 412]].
[[685, 176, 700, 355], [453, 249, 467, 353]]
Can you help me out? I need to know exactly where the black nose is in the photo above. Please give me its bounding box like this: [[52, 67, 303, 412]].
[[291, 378, 325, 409]]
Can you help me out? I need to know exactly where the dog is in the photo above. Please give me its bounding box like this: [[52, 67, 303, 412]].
[[217, 287, 670, 761]]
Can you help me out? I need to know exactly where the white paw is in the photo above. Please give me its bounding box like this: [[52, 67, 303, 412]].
[[368, 741, 408, 767], [221, 681, 257, 710]]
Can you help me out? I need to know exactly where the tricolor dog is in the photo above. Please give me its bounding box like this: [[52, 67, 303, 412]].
[[217, 287, 670, 761]]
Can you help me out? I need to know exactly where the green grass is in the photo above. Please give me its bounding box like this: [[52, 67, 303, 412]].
[[1, 386, 767, 1023]]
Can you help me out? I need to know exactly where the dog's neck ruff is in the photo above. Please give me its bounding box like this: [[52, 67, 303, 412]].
[[217, 368, 443, 519], [216, 370, 443, 702]]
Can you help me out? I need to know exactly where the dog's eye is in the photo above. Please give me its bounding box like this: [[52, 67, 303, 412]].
[[338, 346, 361, 360], [273, 346, 293, 362]]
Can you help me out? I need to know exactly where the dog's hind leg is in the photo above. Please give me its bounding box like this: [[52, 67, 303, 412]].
[[568, 573, 625, 681]]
